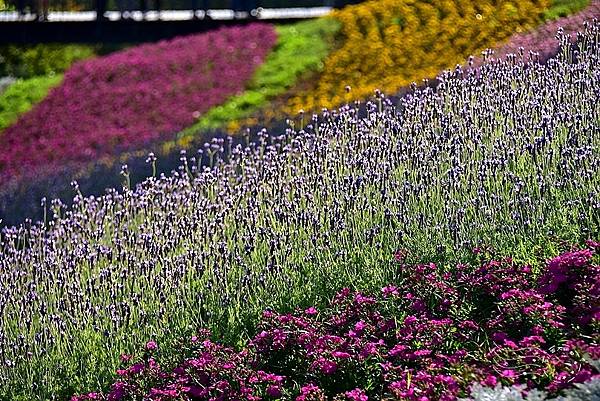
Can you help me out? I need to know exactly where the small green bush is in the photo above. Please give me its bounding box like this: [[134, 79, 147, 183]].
[[0, 44, 95, 79], [0, 74, 62, 131]]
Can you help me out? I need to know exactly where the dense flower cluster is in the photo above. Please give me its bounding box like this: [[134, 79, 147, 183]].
[[288, 0, 549, 113], [0, 22, 598, 400], [72, 245, 600, 400], [0, 23, 276, 183], [471, 1, 600, 67]]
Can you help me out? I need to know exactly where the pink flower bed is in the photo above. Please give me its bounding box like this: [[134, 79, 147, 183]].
[[0, 23, 277, 183], [472, 1, 600, 66], [73, 242, 600, 401]]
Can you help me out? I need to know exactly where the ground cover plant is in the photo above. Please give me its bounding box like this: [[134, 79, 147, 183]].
[[287, 0, 551, 113], [0, 43, 113, 134], [71, 243, 600, 400], [0, 21, 598, 400], [0, 74, 62, 131], [0, 23, 276, 184], [170, 0, 592, 135]]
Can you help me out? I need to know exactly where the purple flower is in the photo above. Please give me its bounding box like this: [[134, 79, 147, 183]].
[[501, 369, 517, 379], [381, 285, 400, 297], [332, 351, 351, 359], [345, 388, 368, 401], [266, 385, 282, 398], [305, 307, 318, 316]]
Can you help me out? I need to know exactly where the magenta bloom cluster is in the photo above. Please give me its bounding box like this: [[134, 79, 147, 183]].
[[73, 243, 600, 401], [472, 1, 600, 66], [0, 23, 276, 184]]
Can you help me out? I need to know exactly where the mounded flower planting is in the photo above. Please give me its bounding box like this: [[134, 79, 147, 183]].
[[471, 0, 600, 67], [0, 23, 276, 184], [0, 18, 598, 401], [73, 244, 600, 400], [287, 0, 551, 113]]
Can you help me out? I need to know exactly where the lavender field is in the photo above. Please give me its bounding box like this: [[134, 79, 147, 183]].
[[0, 16, 599, 401]]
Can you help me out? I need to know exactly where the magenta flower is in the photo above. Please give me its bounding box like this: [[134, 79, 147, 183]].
[[266, 385, 282, 398], [0, 23, 277, 184], [482, 375, 498, 387], [381, 285, 400, 297], [501, 369, 517, 379], [296, 383, 325, 401], [305, 307, 318, 316], [145, 341, 157, 351], [313, 357, 337, 375], [332, 351, 351, 359], [345, 388, 368, 401]]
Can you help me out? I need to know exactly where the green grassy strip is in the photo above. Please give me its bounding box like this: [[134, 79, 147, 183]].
[[0, 74, 63, 132], [175, 18, 340, 140], [544, 0, 590, 20]]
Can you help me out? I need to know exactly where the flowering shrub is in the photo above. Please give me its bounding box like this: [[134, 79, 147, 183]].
[[1, 21, 599, 400], [288, 0, 549, 113], [0, 23, 276, 183], [73, 245, 600, 400]]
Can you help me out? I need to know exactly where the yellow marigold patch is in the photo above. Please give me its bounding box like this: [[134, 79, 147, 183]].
[[288, 0, 549, 114]]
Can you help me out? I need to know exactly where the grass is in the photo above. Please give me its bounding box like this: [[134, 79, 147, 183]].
[[171, 17, 340, 148], [544, 0, 590, 20], [0, 74, 63, 132], [0, 43, 97, 132]]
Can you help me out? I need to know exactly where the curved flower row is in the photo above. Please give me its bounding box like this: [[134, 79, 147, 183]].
[[287, 0, 550, 113], [0, 23, 277, 184], [73, 243, 600, 401], [471, 0, 600, 67]]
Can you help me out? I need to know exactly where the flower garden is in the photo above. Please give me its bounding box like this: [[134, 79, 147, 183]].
[[72, 245, 600, 401], [0, 0, 599, 400], [0, 24, 276, 183]]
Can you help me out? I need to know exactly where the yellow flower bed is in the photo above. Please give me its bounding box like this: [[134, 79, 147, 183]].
[[288, 0, 549, 113]]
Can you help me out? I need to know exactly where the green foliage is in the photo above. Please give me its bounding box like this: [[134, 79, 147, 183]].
[[0, 74, 62, 131], [544, 0, 590, 21], [178, 17, 340, 136], [0, 44, 95, 79]]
